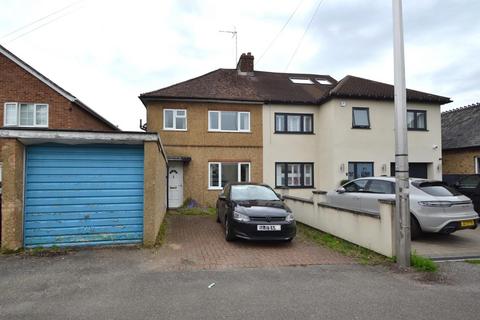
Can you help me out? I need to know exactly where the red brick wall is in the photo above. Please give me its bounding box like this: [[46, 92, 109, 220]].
[[0, 52, 115, 131]]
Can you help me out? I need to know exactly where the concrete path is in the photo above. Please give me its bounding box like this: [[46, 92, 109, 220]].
[[412, 228, 480, 260], [1, 250, 479, 320]]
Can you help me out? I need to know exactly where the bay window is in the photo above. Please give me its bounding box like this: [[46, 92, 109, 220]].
[[275, 162, 314, 188], [209, 162, 250, 189]]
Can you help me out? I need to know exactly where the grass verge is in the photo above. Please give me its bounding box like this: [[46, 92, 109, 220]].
[[465, 259, 480, 265], [410, 252, 438, 272], [297, 223, 390, 265]]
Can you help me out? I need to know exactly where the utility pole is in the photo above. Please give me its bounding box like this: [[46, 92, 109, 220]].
[[392, 0, 411, 268], [219, 26, 238, 66]]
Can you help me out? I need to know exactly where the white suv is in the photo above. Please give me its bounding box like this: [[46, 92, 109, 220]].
[[326, 177, 479, 239]]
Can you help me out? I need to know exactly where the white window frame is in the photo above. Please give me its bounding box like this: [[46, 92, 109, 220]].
[[3, 102, 49, 127], [163, 109, 187, 131], [475, 157, 480, 174], [208, 162, 251, 190], [208, 111, 250, 133]]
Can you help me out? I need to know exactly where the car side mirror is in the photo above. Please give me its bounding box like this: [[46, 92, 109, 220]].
[[453, 182, 460, 188], [276, 193, 283, 200], [218, 194, 226, 200], [336, 187, 346, 194]]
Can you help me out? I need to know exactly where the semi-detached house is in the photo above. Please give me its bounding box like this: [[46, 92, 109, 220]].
[[140, 52, 451, 207]]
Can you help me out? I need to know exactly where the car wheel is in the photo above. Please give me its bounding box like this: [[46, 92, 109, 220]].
[[216, 207, 221, 223], [225, 217, 235, 242], [410, 215, 422, 240]]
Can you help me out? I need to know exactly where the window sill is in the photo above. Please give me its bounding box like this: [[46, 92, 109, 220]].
[[351, 126, 371, 129], [407, 129, 429, 132], [274, 132, 315, 135], [208, 130, 251, 133], [163, 128, 188, 131], [3, 124, 48, 128], [208, 187, 223, 191]]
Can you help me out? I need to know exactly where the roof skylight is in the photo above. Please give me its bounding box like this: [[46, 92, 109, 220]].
[[289, 78, 314, 84], [316, 79, 332, 85]]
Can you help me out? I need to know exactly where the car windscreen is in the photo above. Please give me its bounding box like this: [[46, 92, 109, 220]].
[[412, 181, 462, 197], [231, 185, 280, 201]]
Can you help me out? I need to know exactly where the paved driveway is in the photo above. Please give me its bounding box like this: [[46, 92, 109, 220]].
[[412, 228, 480, 260], [154, 214, 353, 271]]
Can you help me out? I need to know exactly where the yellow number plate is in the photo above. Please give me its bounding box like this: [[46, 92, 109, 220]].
[[460, 220, 475, 227]]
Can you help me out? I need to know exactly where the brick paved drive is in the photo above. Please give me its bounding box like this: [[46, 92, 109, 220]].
[[152, 214, 353, 271]]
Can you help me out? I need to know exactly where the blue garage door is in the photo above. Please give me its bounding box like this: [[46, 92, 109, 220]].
[[24, 144, 144, 248]]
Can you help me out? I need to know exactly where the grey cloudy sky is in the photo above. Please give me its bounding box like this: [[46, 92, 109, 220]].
[[1, 0, 479, 130]]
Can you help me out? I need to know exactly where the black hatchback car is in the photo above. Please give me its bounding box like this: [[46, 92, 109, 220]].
[[453, 174, 480, 215], [216, 183, 296, 242]]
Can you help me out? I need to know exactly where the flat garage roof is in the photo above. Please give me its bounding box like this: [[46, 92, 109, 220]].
[[0, 128, 160, 145]]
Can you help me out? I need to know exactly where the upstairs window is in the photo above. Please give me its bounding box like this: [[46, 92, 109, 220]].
[[407, 110, 427, 130], [352, 107, 370, 128], [163, 109, 187, 130], [208, 111, 250, 132], [3, 102, 48, 127], [275, 113, 313, 134]]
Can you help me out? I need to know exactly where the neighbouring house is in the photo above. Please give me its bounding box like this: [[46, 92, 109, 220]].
[[0, 44, 118, 132], [140, 52, 451, 206], [442, 103, 480, 176], [0, 45, 168, 251]]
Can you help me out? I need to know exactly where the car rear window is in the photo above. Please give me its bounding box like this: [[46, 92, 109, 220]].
[[412, 181, 462, 197], [231, 185, 280, 201]]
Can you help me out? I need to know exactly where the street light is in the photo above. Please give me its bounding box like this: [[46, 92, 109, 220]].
[[392, 0, 411, 268]]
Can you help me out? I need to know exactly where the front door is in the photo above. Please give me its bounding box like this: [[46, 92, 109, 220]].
[[168, 162, 184, 208]]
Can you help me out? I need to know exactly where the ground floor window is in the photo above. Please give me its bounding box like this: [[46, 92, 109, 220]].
[[476, 157, 480, 174], [348, 162, 374, 180], [208, 162, 250, 189], [275, 162, 313, 188]]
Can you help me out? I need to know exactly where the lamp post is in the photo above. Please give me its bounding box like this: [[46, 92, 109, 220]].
[[392, 0, 411, 268]]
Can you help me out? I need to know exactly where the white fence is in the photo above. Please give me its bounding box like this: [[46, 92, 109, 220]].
[[283, 192, 395, 257]]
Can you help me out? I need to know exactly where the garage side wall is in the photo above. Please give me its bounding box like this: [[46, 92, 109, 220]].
[[1, 138, 24, 251], [143, 141, 167, 246]]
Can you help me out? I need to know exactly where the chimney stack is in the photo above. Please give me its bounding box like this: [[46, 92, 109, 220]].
[[236, 52, 254, 75]]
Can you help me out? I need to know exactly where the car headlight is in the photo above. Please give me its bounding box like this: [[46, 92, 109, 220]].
[[285, 212, 294, 222], [233, 211, 250, 222]]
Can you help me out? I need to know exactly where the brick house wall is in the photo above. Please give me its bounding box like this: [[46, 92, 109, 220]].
[[0, 52, 115, 131], [146, 101, 263, 206], [443, 148, 480, 174]]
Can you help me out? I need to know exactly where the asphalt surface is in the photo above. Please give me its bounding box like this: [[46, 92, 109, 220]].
[[412, 228, 480, 260], [1, 248, 479, 320]]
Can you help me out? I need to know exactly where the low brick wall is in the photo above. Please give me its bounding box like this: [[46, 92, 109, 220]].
[[283, 192, 395, 257]]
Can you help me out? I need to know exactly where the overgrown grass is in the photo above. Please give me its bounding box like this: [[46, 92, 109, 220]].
[[168, 207, 216, 216], [465, 259, 480, 265], [26, 246, 69, 257], [297, 223, 390, 265], [410, 252, 438, 272], [155, 218, 168, 247]]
